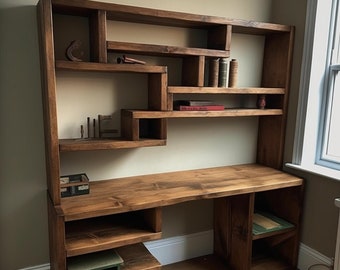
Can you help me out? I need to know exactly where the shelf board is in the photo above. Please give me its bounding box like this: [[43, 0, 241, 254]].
[[124, 109, 283, 119], [168, 86, 285, 94], [252, 227, 296, 241], [55, 60, 167, 74], [65, 215, 161, 257], [107, 41, 229, 58], [59, 138, 166, 152], [52, 0, 291, 35], [117, 243, 161, 270], [59, 164, 303, 221]]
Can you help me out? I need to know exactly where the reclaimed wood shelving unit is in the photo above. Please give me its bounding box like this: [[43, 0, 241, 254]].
[[37, 0, 303, 269]]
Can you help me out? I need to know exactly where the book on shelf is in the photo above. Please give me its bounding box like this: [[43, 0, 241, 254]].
[[174, 100, 225, 111], [174, 100, 216, 106], [252, 211, 294, 235], [68, 249, 124, 270], [175, 105, 225, 111]]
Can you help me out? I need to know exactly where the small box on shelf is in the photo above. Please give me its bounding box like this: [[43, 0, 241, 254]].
[[60, 173, 90, 198]]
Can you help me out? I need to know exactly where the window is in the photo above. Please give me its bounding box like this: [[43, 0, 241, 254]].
[[318, 0, 340, 168], [287, 0, 340, 180]]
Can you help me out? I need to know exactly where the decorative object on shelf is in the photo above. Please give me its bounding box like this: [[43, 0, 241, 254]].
[[98, 114, 119, 138], [80, 125, 84, 139], [218, 58, 228, 87], [209, 58, 219, 87], [66, 40, 84, 62], [257, 94, 266, 109], [117, 55, 146, 65], [60, 173, 90, 197], [87, 117, 91, 138], [228, 59, 238, 87]]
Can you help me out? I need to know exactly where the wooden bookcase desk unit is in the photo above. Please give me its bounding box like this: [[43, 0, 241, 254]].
[[37, 0, 303, 269]]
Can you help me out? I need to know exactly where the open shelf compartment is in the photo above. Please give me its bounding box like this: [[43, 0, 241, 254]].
[[65, 208, 162, 257]]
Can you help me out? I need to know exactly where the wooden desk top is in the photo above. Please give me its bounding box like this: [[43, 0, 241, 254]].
[[58, 164, 303, 221]]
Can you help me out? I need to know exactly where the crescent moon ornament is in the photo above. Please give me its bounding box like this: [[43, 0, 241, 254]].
[[66, 40, 83, 62]]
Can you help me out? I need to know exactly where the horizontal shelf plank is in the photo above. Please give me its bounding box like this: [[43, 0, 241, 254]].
[[59, 138, 166, 152], [125, 109, 283, 119], [52, 0, 292, 35], [59, 164, 303, 221], [55, 60, 167, 73], [66, 215, 161, 257], [252, 227, 296, 241], [168, 86, 285, 94], [107, 41, 229, 58]]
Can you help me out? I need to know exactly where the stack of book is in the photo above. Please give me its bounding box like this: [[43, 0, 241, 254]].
[[173, 100, 225, 111]]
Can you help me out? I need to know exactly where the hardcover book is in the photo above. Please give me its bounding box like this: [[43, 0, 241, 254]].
[[252, 211, 294, 235], [175, 105, 225, 111], [174, 100, 216, 106]]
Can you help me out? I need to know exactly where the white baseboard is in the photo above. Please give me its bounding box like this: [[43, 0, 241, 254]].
[[19, 263, 50, 270], [144, 230, 214, 265], [146, 230, 334, 270], [298, 243, 333, 270], [21, 231, 333, 270]]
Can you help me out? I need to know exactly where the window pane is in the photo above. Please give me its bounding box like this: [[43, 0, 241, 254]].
[[325, 71, 340, 160]]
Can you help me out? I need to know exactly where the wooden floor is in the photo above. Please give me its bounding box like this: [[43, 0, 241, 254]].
[[162, 254, 293, 270], [163, 255, 227, 270]]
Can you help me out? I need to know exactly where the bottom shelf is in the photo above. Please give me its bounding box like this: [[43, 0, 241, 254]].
[[67, 243, 161, 270], [117, 243, 161, 270]]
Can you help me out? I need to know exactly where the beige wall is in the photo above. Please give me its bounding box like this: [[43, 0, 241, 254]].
[[2, 0, 337, 269], [271, 0, 340, 258]]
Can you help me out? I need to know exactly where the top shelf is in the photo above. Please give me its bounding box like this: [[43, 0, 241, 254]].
[[51, 0, 292, 35]]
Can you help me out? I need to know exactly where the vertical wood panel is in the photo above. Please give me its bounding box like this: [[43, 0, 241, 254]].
[[208, 25, 232, 51], [47, 194, 66, 269], [90, 10, 107, 63], [182, 56, 205, 86], [257, 28, 294, 169], [214, 194, 254, 269], [37, 0, 61, 205]]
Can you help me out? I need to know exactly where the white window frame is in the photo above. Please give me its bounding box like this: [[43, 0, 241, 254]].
[[318, 0, 340, 168], [286, 0, 340, 181]]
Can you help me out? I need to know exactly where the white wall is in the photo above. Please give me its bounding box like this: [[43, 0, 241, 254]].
[[0, 0, 272, 268]]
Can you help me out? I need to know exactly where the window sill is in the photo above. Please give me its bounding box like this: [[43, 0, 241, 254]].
[[285, 163, 340, 182]]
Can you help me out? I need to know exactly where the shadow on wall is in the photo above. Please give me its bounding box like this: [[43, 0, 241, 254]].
[[0, 5, 49, 270]]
